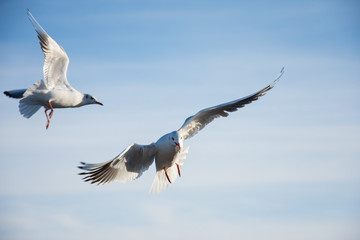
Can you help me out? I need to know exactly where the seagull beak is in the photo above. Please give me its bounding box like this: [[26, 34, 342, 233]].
[[95, 101, 103, 106], [175, 142, 181, 152]]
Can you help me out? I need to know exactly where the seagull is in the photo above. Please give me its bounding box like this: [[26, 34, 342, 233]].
[[79, 68, 284, 193], [3, 10, 103, 129]]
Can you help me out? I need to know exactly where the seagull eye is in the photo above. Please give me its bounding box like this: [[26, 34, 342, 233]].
[[172, 137, 175, 141]]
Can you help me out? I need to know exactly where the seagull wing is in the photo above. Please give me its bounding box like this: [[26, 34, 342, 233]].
[[178, 68, 284, 140], [79, 143, 158, 185], [27, 10, 71, 90]]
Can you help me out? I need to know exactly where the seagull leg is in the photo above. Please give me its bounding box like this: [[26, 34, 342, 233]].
[[44, 109, 50, 129], [176, 163, 181, 177], [163, 168, 172, 183], [48, 101, 54, 119]]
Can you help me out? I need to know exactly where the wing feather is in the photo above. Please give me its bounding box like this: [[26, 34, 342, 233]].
[[178, 68, 284, 139], [27, 9, 71, 89], [3, 89, 27, 99], [79, 143, 157, 185]]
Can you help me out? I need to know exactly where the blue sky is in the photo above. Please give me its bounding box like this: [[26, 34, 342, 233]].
[[0, 0, 359, 239]]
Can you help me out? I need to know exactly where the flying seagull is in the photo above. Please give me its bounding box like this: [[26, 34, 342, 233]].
[[4, 10, 102, 129], [79, 68, 284, 193]]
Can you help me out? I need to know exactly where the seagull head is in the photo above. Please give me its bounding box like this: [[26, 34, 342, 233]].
[[168, 131, 183, 153], [83, 94, 103, 106]]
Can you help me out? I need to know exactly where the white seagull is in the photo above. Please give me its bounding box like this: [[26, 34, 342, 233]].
[[79, 68, 284, 193], [4, 10, 103, 129]]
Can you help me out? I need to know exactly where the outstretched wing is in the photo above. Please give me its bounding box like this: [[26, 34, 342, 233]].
[[178, 68, 284, 140], [27, 9, 71, 89], [79, 143, 157, 185]]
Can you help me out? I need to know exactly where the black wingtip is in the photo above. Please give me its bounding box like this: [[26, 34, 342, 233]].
[[78, 162, 86, 172], [269, 67, 285, 88]]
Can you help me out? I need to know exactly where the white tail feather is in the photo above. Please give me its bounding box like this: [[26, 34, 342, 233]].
[[150, 146, 190, 193], [17, 80, 47, 118], [19, 100, 41, 118]]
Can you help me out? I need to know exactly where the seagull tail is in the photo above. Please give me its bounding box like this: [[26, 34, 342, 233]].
[[19, 99, 41, 119], [149, 170, 173, 194], [15, 80, 46, 119], [4, 89, 27, 99], [150, 146, 190, 194]]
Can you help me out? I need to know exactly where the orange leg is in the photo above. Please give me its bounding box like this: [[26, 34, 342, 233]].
[[44, 101, 54, 129], [44, 109, 50, 129], [163, 167, 172, 183], [176, 163, 181, 177], [48, 101, 54, 119]]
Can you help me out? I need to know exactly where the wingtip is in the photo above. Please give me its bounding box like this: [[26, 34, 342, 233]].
[[278, 66, 285, 77], [26, 9, 47, 35], [26, 8, 32, 17], [26, 9, 36, 24], [270, 67, 285, 87], [78, 162, 86, 170]]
